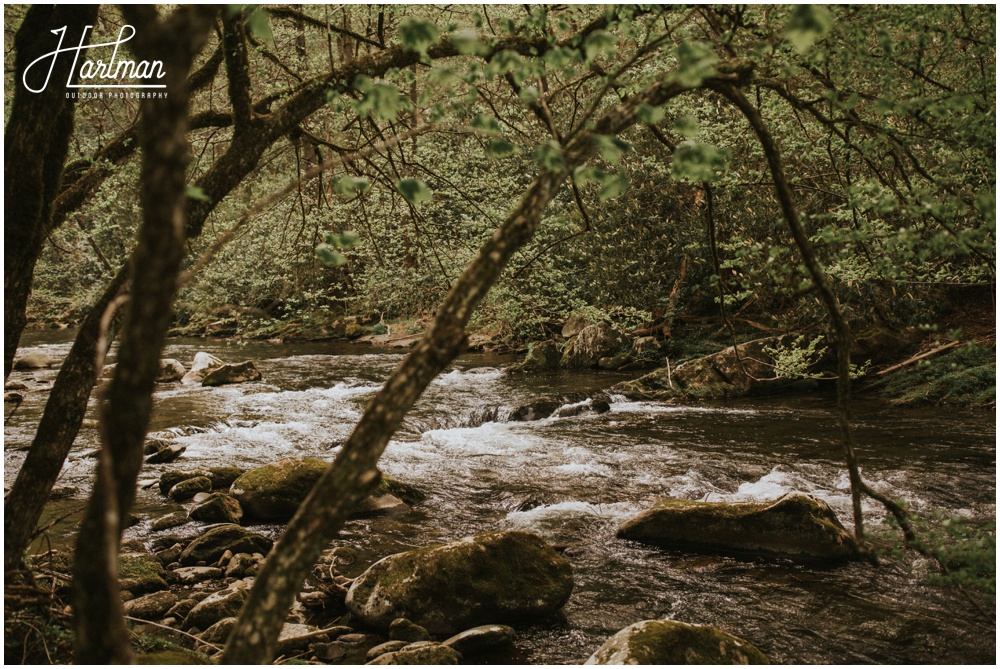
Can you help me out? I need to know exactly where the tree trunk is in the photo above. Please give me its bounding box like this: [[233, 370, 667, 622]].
[[4, 5, 97, 380], [71, 7, 215, 663]]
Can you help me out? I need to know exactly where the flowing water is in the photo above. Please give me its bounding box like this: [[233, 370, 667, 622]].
[[5, 331, 996, 663]]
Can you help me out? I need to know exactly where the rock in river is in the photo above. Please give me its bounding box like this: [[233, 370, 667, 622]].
[[201, 361, 262, 387], [585, 620, 768, 664], [179, 524, 272, 566], [616, 494, 860, 561], [13, 351, 57, 370], [189, 493, 243, 525], [346, 530, 573, 634]]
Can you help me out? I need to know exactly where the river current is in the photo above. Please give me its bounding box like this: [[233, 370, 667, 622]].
[[5, 332, 995, 663]]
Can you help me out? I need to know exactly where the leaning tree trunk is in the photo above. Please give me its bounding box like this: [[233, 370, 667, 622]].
[[4, 5, 97, 380], [71, 7, 215, 663], [223, 61, 754, 664]]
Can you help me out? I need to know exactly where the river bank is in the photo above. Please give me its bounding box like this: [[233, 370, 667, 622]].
[[5, 331, 995, 664]]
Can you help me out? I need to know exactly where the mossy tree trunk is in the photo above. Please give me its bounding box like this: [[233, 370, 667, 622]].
[[70, 7, 215, 663], [4, 5, 97, 380]]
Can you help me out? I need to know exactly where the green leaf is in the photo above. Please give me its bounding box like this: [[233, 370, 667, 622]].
[[471, 114, 502, 134], [246, 6, 274, 45], [573, 165, 608, 186], [598, 171, 630, 200], [185, 185, 209, 202], [671, 140, 728, 183], [485, 138, 518, 159], [592, 135, 630, 164], [673, 40, 719, 87], [583, 30, 616, 63], [533, 141, 567, 171], [673, 114, 700, 138], [451, 29, 490, 56], [395, 178, 433, 205], [324, 230, 359, 249], [334, 176, 371, 197], [786, 5, 833, 54], [399, 17, 440, 56], [636, 103, 665, 125], [315, 244, 348, 267], [353, 82, 411, 121]]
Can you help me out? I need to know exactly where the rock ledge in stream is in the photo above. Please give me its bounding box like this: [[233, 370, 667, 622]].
[[585, 620, 769, 664], [346, 530, 573, 634], [201, 360, 262, 387], [617, 494, 860, 561], [230, 458, 419, 522]]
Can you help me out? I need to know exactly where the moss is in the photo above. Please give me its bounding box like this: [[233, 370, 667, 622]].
[[119, 554, 168, 595], [590, 620, 768, 664], [617, 494, 859, 562]]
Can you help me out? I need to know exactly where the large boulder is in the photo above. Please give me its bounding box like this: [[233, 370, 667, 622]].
[[511, 341, 562, 373], [231, 458, 419, 522], [13, 351, 57, 370], [179, 524, 272, 566], [612, 336, 799, 400], [616, 494, 860, 561], [157, 359, 186, 383], [346, 530, 573, 634], [561, 323, 629, 369], [123, 591, 179, 620], [182, 352, 223, 385], [201, 361, 262, 387], [585, 620, 768, 665]]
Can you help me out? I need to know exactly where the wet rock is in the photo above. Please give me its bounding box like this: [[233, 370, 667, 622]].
[[205, 466, 244, 489], [5, 380, 28, 391], [355, 493, 411, 517], [561, 313, 592, 338], [13, 351, 57, 370], [179, 524, 272, 566], [598, 353, 632, 370], [199, 617, 236, 645], [120, 553, 168, 596], [442, 624, 515, 655], [154, 543, 183, 565], [158, 359, 186, 383], [123, 591, 178, 620], [346, 530, 573, 634], [561, 323, 629, 369], [152, 512, 190, 532], [612, 336, 797, 401], [314, 642, 348, 662], [48, 485, 77, 499], [365, 641, 409, 662], [182, 352, 223, 385], [617, 494, 860, 562], [146, 443, 187, 465], [516, 340, 562, 372], [190, 493, 243, 525], [277, 622, 324, 654], [585, 620, 768, 664], [389, 618, 431, 642], [367, 643, 461, 665], [5, 392, 23, 403], [201, 360, 262, 387], [224, 553, 260, 579], [172, 567, 224, 585], [160, 470, 211, 495], [230, 457, 329, 521], [372, 476, 426, 506], [509, 397, 563, 421], [183, 586, 247, 630], [169, 476, 212, 501], [553, 398, 611, 418], [166, 598, 199, 621]]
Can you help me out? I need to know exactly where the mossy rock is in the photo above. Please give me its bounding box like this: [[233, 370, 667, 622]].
[[560, 323, 629, 369], [183, 587, 247, 630], [231, 458, 423, 522], [585, 620, 768, 664], [346, 530, 573, 634], [521, 340, 562, 371], [201, 360, 262, 387], [367, 642, 461, 664], [189, 493, 243, 524], [617, 494, 860, 562], [345, 323, 366, 339], [179, 524, 272, 566], [612, 336, 795, 400], [120, 553, 168, 595], [169, 476, 212, 502]]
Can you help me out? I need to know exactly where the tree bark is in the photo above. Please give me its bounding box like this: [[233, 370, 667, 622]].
[[71, 7, 215, 663], [4, 5, 97, 380]]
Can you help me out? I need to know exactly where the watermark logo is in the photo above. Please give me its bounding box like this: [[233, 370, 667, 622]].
[[23, 24, 166, 95]]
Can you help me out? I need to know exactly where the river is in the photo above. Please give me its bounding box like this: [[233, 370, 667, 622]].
[[5, 331, 995, 663]]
